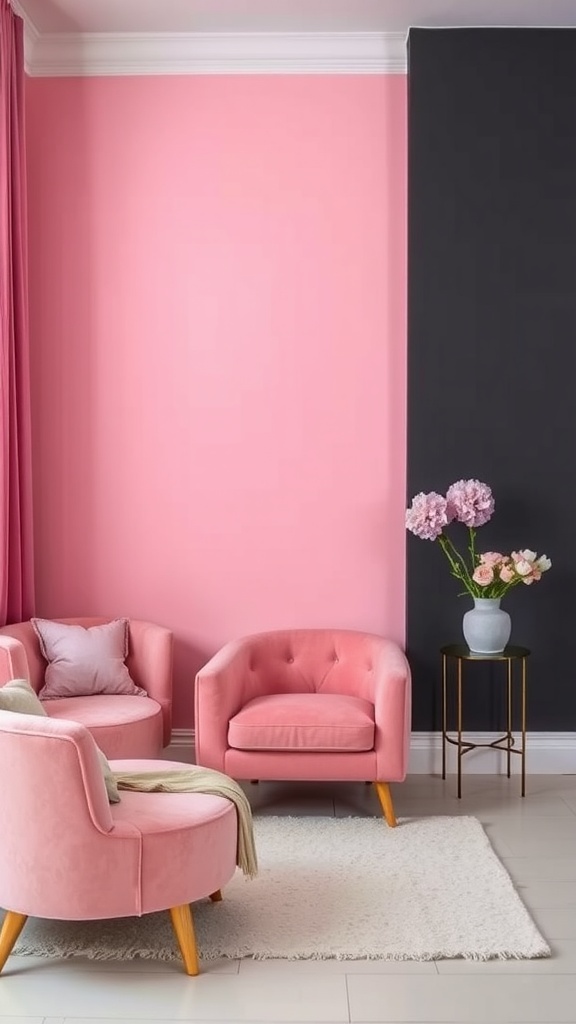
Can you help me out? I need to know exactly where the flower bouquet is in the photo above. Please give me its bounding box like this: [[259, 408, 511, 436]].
[[405, 479, 551, 652]]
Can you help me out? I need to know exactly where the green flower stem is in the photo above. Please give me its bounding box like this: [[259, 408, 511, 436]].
[[468, 527, 478, 572], [431, 527, 533, 600], [437, 536, 461, 579], [439, 534, 478, 595]]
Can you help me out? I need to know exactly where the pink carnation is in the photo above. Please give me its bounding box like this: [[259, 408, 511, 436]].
[[446, 479, 494, 528], [405, 491, 448, 541], [472, 564, 494, 586]]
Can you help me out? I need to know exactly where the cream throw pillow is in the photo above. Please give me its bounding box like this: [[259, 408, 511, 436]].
[[0, 677, 46, 715], [0, 678, 120, 803]]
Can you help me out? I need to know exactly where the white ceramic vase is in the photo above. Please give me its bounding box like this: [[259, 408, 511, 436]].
[[462, 597, 511, 654]]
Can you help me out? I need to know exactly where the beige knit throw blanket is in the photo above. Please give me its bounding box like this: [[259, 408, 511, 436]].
[[113, 766, 258, 879]]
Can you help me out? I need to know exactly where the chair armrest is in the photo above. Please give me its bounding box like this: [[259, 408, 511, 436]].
[[0, 635, 30, 686], [371, 641, 412, 781], [126, 621, 173, 746], [195, 638, 262, 771]]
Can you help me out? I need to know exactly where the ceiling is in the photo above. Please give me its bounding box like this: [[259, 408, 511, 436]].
[[14, 0, 576, 35]]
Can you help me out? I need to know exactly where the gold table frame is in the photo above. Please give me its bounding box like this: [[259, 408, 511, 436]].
[[440, 644, 530, 799]]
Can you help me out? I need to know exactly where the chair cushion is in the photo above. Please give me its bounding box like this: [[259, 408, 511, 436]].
[[0, 678, 120, 803], [228, 693, 375, 752], [32, 617, 146, 699], [44, 694, 163, 760]]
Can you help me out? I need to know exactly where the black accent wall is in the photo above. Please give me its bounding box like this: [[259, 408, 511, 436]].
[[407, 29, 576, 731]]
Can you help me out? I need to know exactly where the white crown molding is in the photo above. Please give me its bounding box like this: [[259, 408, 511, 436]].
[[10, 0, 40, 73], [23, 30, 407, 77], [167, 729, 576, 774], [10, 0, 35, 30]]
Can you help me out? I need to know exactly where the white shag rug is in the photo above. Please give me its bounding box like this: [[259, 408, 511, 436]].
[[8, 815, 550, 963]]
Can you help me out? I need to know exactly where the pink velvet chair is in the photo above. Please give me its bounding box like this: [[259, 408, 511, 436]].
[[0, 618, 173, 759], [195, 629, 411, 827], [0, 710, 239, 976]]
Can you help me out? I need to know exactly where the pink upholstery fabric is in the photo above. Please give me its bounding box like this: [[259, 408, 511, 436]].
[[195, 629, 411, 784], [0, 632, 28, 681], [0, 617, 173, 753], [0, 713, 238, 921], [0, 678, 120, 802], [45, 695, 163, 760], [224, 748, 382, 780], [109, 759, 237, 914], [32, 617, 146, 699], [228, 693, 375, 751]]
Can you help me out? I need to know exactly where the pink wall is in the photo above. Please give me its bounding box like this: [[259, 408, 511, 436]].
[[24, 75, 407, 728]]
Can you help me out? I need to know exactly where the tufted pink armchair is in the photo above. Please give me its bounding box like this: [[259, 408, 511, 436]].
[[0, 710, 239, 976], [195, 629, 412, 827], [0, 618, 173, 759]]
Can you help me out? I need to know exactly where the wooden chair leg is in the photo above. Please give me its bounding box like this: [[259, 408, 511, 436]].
[[373, 781, 397, 827], [209, 889, 222, 902], [0, 911, 28, 973], [169, 904, 199, 976]]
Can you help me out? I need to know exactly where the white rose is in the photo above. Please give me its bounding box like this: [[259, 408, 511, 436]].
[[514, 558, 533, 576], [535, 555, 551, 572], [519, 549, 537, 562]]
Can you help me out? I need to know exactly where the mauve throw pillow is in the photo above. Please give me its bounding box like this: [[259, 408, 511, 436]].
[[0, 677, 120, 803], [31, 618, 146, 700]]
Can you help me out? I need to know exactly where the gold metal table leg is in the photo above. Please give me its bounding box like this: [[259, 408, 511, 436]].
[[506, 657, 512, 779], [457, 657, 463, 799], [442, 653, 447, 780], [521, 657, 527, 797]]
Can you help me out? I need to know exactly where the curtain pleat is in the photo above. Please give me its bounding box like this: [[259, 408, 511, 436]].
[[0, 0, 34, 624]]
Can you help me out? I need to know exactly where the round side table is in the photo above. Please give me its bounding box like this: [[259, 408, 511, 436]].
[[440, 644, 530, 799]]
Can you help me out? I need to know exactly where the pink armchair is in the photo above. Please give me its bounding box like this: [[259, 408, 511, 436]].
[[195, 629, 411, 827], [0, 710, 239, 976], [0, 618, 173, 759]]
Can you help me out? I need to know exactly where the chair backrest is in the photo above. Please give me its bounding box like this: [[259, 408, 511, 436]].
[[0, 710, 114, 912], [0, 617, 156, 695], [234, 628, 393, 701]]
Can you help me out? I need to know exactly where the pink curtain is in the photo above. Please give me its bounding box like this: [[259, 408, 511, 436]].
[[0, 0, 34, 624]]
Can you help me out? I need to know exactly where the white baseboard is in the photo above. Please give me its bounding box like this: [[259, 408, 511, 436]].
[[408, 731, 576, 775], [164, 730, 196, 764], [166, 729, 576, 775]]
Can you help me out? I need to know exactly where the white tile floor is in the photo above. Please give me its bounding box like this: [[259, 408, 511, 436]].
[[3, 774, 576, 1024]]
